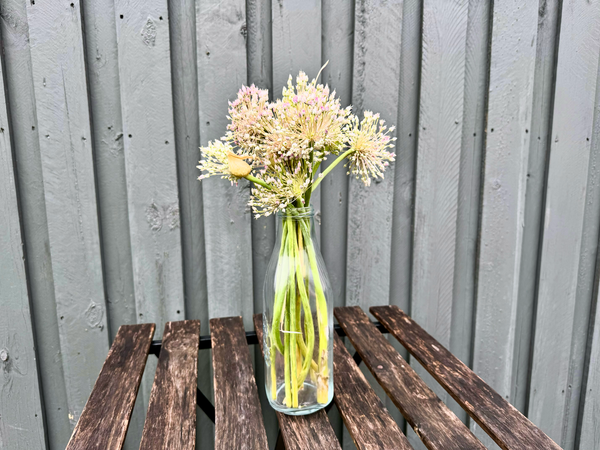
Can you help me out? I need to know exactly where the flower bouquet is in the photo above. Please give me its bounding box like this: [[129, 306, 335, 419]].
[[198, 65, 395, 415]]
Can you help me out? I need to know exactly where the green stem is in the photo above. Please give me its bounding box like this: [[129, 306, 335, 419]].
[[271, 221, 289, 355], [304, 161, 321, 206], [245, 174, 273, 190], [298, 220, 329, 403], [293, 222, 316, 387], [287, 216, 298, 407], [310, 148, 354, 192]]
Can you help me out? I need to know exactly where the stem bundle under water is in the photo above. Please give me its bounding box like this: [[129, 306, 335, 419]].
[[268, 211, 330, 410]]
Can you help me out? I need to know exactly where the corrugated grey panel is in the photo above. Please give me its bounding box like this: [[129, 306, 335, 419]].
[[196, 0, 254, 326], [0, 0, 71, 447], [512, 0, 560, 415], [0, 42, 47, 449], [411, 0, 468, 431], [529, 1, 600, 448], [26, 0, 110, 430], [472, 1, 539, 448], [167, 1, 212, 449]]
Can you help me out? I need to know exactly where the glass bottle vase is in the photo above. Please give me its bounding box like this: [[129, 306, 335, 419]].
[[262, 206, 334, 415]]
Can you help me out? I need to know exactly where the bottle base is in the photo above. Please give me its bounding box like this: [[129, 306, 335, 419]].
[[267, 382, 333, 416]]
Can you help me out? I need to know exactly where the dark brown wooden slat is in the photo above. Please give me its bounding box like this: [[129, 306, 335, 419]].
[[253, 314, 342, 450], [139, 320, 201, 450], [66, 323, 155, 450], [335, 306, 485, 450], [212, 316, 269, 450], [333, 333, 413, 450], [371, 305, 562, 450]]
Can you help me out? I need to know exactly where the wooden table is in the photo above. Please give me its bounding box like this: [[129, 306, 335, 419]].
[[65, 306, 562, 450]]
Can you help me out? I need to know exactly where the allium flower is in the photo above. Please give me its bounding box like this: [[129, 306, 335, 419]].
[[345, 111, 396, 186], [248, 168, 311, 217], [226, 84, 272, 154], [263, 71, 351, 163], [197, 139, 253, 183]]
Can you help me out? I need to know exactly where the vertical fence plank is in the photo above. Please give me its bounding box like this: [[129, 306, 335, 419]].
[[389, 0, 421, 327], [449, 0, 490, 405], [411, 1, 468, 429], [347, 0, 402, 312], [580, 286, 600, 449], [81, 0, 136, 341], [472, 1, 538, 447], [168, 1, 213, 449], [247, 0, 275, 314], [321, 0, 353, 313], [271, 0, 321, 100], [81, 1, 145, 447], [197, 0, 254, 325], [511, 0, 561, 415], [528, 1, 600, 448], [246, 0, 278, 445], [322, 1, 354, 445], [114, 0, 184, 335], [349, 1, 403, 447], [0, 0, 71, 447], [0, 48, 47, 450], [271, 0, 322, 240], [26, 0, 110, 428]]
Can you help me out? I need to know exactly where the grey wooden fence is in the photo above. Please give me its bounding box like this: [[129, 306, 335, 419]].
[[1, 0, 600, 449]]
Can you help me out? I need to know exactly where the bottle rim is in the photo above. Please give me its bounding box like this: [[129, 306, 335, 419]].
[[276, 205, 314, 219]]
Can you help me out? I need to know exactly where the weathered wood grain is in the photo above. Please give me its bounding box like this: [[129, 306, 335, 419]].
[[0, 0, 70, 447], [254, 314, 342, 450], [167, 3, 212, 449], [0, 51, 47, 448], [471, 0, 538, 446], [411, 0, 468, 428], [529, 1, 600, 447], [371, 305, 562, 450], [139, 321, 200, 450], [333, 333, 412, 450], [66, 324, 155, 450], [512, 0, 560, 415], [196, 0, 254, 325], [346, 0, 402, 312], [114, 0, 185, 335], [26, 0, 111, 427], [212, 317, 268, 450], [335, 306, 485, 450], [580, 290, 600, 449]]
